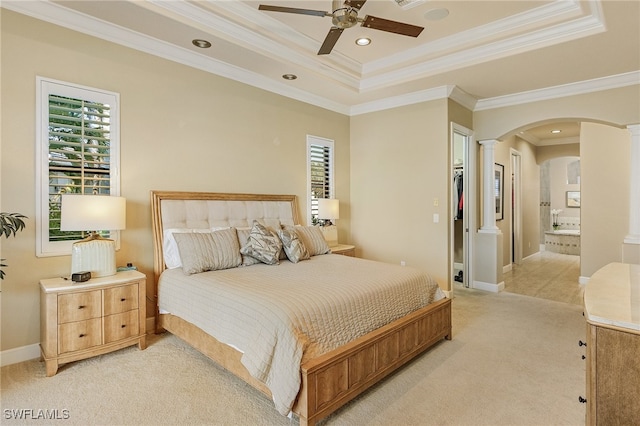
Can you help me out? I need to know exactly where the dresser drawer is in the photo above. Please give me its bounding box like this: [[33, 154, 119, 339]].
[[104, 284, 138, 315], [58, 318, 102, 354], [104, 310, 139, 343], [58, 291, 101, 323]]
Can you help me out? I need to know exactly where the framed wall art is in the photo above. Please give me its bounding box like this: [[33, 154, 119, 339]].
[[566, 191, 581, 208]]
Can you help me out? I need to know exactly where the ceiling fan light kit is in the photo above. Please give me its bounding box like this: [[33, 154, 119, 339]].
[[259, 0, 424, 55]]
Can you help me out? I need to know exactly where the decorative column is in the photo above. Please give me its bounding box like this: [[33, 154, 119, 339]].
[[474, 140, 504, 292], [479, 140, 499, 232], [623, 124, 640, 264]]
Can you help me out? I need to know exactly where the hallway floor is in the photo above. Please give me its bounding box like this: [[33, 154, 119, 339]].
[[502, 250, 583, 305]]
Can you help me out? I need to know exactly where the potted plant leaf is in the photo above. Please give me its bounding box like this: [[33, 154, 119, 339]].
[[1, 212, 27, 279]]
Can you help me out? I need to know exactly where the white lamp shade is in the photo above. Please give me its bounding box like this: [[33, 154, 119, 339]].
[[60, 195, 126, 278], [60, 195, 126, 232], [317, 198, 339, 220]]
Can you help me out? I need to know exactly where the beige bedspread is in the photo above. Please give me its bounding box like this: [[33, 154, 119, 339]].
[[158, 253, 445, 415]]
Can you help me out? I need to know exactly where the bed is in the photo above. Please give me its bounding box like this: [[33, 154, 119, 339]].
[[151, 190, 451, 426]]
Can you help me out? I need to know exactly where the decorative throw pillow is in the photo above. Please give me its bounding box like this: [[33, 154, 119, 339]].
[[240, 221, 283, 265], [289, 225, 331, 256], [256, 219, 287, 260], [173, 228, 242, 274], [236, 227, 261, 266], [163, 228, 213, 269], [277, 228, 310, 263]]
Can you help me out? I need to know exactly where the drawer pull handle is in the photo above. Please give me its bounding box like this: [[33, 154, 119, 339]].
[[78, 305, 86, 309], [79, 333, 86, 338], [120, 298, 126, 302], [578, 340, 587, 347], [121, 325, 126, 328]]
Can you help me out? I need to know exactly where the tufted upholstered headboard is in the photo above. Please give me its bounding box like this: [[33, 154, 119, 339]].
[[150, 190, 301, 309]]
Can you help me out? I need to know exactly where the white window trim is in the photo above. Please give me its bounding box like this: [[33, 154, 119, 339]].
[[306, 135, 335, 224], [35, 77, 121, 257]]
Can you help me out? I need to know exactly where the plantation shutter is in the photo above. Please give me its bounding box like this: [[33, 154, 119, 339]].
[[307, 136, 334, 221], [36, 78, 120, 256], [48, 95, 113, 241]]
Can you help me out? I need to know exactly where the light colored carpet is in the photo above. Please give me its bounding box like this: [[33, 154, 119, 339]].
[[1, 288, 586, 425]]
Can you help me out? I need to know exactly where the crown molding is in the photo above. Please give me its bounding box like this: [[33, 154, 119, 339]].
[[475, 71, 640, 111], [360, 1, 604, 92], [2, 0, 635, 117], [1, 0, 351, 115]]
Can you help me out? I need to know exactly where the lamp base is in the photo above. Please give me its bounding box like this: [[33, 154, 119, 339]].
[[320, 225, 338, 247], [70, 235, 116, 278]]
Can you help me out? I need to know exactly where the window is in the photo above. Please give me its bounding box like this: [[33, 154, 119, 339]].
[[307, 135, 334, 224], [36, 77, 120, 257]]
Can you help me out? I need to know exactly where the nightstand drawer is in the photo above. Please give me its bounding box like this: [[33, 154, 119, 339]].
[[104, 310, 139, 343], [58, 291, 101, 323], [104, 284, 138, 315], [58, 318, 102, 354]]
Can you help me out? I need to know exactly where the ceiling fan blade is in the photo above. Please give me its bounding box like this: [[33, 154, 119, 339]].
[[318, 27, 344, 55], [345, 0, 367, 10], [258, 5, 328, 17], [361, 15, 424, 37]]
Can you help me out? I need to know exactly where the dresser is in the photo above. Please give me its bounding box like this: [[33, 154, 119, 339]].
[[583, 262, 640, 425], [40, 270, 146, 376]]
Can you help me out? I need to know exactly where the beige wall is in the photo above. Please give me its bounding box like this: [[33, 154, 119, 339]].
[[549, 156, 581, 219], [494, 136, 540, 267], [350, 99, 451, 287], [0, 11, 350, 351], [474, 88, 640, 141], [2, 9, 639, 355], [475, 89, 638, 278], [581, 122, 631, 276], [537, 143, 580, 164]]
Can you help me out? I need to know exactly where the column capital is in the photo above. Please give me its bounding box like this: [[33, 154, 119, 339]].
[[478, 139, 498, 147]]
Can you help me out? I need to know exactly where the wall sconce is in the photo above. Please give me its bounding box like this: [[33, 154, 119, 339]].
[[60, 194, 126, 278]]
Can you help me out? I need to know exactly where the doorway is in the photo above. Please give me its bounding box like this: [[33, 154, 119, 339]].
[[451, 123, 474, 290]]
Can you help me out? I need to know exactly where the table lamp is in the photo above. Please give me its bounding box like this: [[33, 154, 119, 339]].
[[317, 198, 339, 246], [60, 194, 126, 278]]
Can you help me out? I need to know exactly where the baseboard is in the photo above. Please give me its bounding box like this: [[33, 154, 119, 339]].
[[443, 289, 453, 299], [503, 263, 512, 273], [473, 280, 505, 293], [579, 276, 590, 285], [1, 343, 41, 367], [2, 318, 158, 367]]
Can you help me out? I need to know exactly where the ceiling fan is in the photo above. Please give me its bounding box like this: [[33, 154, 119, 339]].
[[258, 0, 424, 55]]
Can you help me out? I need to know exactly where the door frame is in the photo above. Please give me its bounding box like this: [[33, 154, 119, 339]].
[[450, 123, 476, 293]]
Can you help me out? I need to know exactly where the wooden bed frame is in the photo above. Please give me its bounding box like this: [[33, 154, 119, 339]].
[[150, 190, 452, 426]]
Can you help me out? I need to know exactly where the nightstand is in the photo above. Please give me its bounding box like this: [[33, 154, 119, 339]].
[[330, 244, 356, 257], [40, 270, 146, 377]]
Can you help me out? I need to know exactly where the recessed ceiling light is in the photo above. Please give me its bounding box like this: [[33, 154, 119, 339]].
[[282, 74, 297, 80], [551, 129, 562, 134], [192, 39, 211, 49], [424, 8, 449, 21], [355, 37, 371, 46]]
